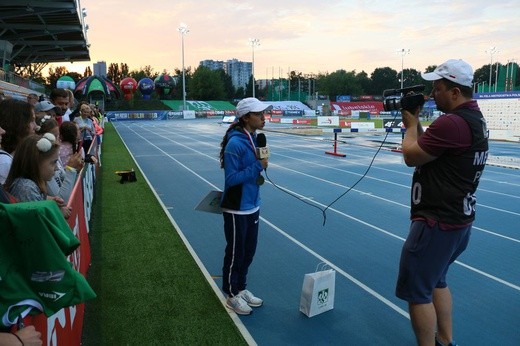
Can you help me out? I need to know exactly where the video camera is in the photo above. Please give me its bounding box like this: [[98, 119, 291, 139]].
[[383, 85, 426, 113]]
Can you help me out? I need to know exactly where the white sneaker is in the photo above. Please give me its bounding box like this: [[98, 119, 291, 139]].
[[238, 289, 263, 307], [226, 296, 252, 315]]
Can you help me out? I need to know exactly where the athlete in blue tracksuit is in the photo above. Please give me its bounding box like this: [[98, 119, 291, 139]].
[[219, 97, 272, 315]]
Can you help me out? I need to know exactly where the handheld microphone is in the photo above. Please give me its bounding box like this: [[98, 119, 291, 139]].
[[256, 133, 270, 160]]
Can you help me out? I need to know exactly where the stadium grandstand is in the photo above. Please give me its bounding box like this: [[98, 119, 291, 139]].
[[0, 1, 90, 99], [475, 93, 520, 141]]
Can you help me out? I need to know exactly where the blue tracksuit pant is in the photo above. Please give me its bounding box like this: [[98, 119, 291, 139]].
[[222, 210, 260, 296]]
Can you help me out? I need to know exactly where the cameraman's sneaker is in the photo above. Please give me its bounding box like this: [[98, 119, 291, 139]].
[[238, 290, 263, 307], [226, 296, 252, 315]]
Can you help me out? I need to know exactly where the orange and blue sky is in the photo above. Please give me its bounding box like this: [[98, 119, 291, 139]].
[[57, 0, 520, 78]]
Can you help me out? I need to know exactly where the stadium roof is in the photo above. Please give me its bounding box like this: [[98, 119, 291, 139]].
[[0, 0, 90, 66]]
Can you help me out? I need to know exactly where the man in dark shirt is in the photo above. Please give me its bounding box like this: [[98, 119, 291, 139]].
[[49, 88, 69, 125], [396, 59, 489, 346]]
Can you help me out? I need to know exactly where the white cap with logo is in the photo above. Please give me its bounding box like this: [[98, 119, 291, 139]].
[[34, 100, 59, 113], [236, 97, 273, 118], [421, 59, 474, 87]]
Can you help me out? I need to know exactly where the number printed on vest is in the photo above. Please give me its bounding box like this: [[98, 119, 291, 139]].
[[412, 182, 422, 205]]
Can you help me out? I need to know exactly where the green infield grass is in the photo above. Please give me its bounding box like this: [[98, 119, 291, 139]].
[[82, 122, 248, 345]]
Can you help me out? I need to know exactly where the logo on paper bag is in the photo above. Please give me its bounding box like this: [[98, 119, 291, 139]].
[[317, 288, 329, 306]]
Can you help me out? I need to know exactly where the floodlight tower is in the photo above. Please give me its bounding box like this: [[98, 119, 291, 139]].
[[486, 46, 498, 93], [178, 23, 189, 111], [249, 38, 260, 98], [397, 48, 410, 89], [506, 59, 517, 91]]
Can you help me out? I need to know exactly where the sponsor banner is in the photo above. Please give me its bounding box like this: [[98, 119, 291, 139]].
[[167, 111, 184, 119], [106, 110, 186, 121], [269, 118, 281, 123], [194, 110, 226, 117], [281, 118, 294, 124], [68, 181, 91, 275], [330, 101, 384, 114], [272, 109, 284, 115], [317, 116, 340, 126], [383, 118, 404, 128], [183, 110, 196, 119], [293, 119, 313, 125], [340, 121, 351, 128], [29, 305, 85, 346], [336, 95, 351, 102], [351, 122, 375, 129], [222, 115, 236, 123], [303, 110, 316, 117], [284, 109, 304, 116], [475, 91, 520, 99]]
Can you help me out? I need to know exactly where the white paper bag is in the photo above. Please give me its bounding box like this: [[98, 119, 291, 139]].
[[299, 266, 335, 317]]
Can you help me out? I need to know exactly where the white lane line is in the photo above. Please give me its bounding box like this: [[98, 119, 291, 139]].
[[121, 122, 520, 293]]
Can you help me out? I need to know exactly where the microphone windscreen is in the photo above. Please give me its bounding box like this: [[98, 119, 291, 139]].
[[257, 133, 267, 147]]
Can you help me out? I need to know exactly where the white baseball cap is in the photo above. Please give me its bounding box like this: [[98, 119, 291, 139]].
[[34, 100, 60, 113], [236, 97, 273, 118], [421, 59, 474, 87]]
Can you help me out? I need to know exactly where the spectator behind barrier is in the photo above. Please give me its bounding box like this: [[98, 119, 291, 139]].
[[36, 117, 83, 204], [49, 88, 70, 126], [0, 99, 37, 184], [0, 326, 42, 345], [89, 104, 104, 135], [74, 102, 95, 155], [34, 100, 62, 121], [27, 93, 39, 106], [4, 133, 71, 219], [0, 125, 16, 203], [59, 121, 84, 164], [62, 89, 76, 122]]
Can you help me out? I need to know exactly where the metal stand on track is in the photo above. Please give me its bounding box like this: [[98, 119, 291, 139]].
[[325, 130, 346, 157]]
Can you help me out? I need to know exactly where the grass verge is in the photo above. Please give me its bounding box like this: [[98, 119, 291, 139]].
[[82, 122, 247, 345]]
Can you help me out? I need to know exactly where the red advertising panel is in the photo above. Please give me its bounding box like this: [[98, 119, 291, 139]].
[[26, 138, 99, 345], [29, 304, 85, 346]]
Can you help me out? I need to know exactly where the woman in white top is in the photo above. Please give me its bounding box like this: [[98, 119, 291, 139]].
[[74, 102, 95, 155]]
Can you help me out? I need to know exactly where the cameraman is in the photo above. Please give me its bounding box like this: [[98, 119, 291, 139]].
[[395, 59, 488, 346]]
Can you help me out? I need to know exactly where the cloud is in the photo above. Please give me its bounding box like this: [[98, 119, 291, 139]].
[[50, 0, 520, 78]]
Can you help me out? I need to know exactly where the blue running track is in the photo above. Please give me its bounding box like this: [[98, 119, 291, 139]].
[[112, 119, 520, 346]]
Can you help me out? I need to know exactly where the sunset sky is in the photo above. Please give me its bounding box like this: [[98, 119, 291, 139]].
[[55, 0, 520, 79]]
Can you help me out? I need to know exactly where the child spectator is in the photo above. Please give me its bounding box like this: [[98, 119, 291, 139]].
[[59, 121, 83, 164], [4, 133, 71, 218], [36, 117, 83, 203]]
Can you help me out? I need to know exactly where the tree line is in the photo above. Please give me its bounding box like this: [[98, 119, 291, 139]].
[[20, 61, 520, 103]]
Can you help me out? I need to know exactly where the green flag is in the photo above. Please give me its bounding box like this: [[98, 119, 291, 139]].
[[0, 200, 96, 329]]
